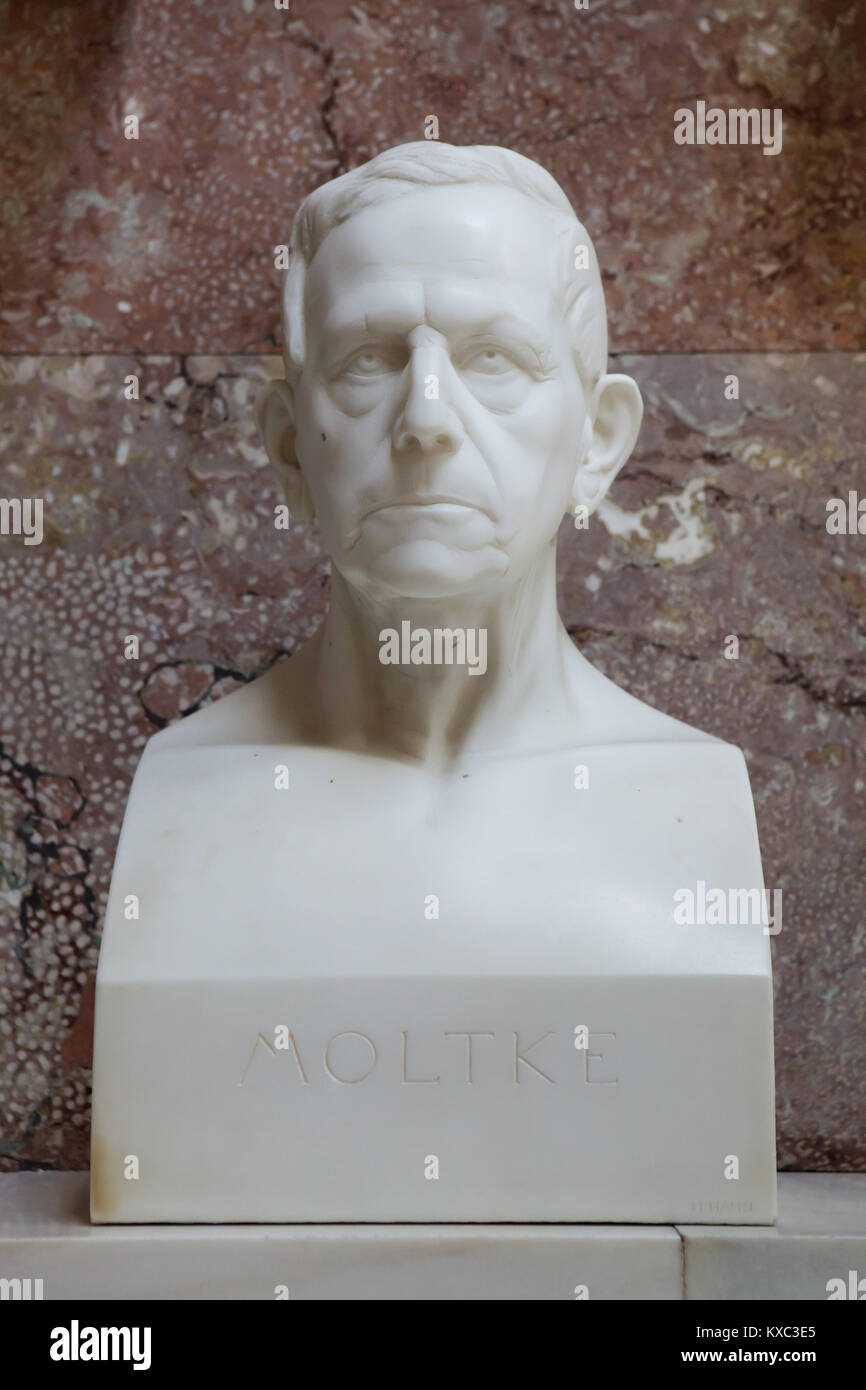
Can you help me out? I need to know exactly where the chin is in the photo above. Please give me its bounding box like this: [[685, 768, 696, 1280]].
[[347, 538, 510, 601]]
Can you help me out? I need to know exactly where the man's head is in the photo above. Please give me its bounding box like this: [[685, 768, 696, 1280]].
[[257, 142, 642, 601]]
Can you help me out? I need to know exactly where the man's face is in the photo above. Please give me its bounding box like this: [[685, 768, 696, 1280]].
[[293, 184, 587, 600]]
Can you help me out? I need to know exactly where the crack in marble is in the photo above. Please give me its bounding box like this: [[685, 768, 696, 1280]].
[[282, 20, 348, 179]]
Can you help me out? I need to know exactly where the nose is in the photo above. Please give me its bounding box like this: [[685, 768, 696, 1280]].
[[392, 342, 464, 457]]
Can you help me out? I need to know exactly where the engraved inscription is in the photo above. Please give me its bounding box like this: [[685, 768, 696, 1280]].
[[238, 1027, 619, 1087]]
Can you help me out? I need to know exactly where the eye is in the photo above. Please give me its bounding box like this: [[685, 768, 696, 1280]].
[[461, 347, 519, 375], [342, 347, 400, 378]]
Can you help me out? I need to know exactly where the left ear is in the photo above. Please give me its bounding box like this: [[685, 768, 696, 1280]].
[[571, 373, 643, 515]]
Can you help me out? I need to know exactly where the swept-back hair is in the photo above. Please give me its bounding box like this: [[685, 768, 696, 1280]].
[[282, 141, 607, 393]]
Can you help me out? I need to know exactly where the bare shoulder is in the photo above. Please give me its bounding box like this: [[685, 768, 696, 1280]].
[[573, 654, 740, 754], [145, 660, 300, 752]]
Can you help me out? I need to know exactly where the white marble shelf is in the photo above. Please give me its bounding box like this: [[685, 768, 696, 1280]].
[[0, 1172, 863, 1300]]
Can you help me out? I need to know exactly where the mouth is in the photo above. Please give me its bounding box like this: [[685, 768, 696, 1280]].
[[362, 496, 492, 521]]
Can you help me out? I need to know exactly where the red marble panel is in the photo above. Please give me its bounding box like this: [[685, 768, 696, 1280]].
[[0, 0, 864, 353]]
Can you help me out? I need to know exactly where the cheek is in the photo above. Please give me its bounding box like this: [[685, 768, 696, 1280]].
[[295, 388, 356, 502], [480, 382, 583, 489], [325, 379, 399, 418], [515, 380, 582, 447], [297, 382, 390, 451], [297, 383, 347, 443], [295, 387, 392, 540], [293, 390, 346, 524], [485, 386, 585, 543]]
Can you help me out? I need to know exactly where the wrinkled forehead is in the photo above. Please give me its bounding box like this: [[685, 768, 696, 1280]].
[[303, 185, 570, 333]]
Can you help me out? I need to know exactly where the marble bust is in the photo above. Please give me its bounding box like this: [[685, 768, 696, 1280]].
[[91, 143, 776, 1224]]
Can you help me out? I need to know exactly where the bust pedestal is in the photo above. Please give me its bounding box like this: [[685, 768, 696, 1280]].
[[91, 735, 776, 1224]]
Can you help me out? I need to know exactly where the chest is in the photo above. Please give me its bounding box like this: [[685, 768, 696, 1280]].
[[105, 739, 765, 981]]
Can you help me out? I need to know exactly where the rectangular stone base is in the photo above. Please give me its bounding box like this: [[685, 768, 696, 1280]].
[[1, 1173, 863, 1299], [92, 740, 777, 1224], [91, 975, 777, 1223]]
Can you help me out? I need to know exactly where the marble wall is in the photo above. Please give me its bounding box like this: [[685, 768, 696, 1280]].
[[0, 0, 864, 1171]]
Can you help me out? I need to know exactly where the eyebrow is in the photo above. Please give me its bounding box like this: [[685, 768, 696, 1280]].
[[320, 301, 558, 376], [455, 315, 557, 376]]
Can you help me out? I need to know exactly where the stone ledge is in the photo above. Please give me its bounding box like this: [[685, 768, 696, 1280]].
[[0, 1173, 863, 1300], [677, 1172, 866, 1301]]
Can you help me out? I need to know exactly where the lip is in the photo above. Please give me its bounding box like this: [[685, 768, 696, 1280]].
[[363, 496, 492, 520]]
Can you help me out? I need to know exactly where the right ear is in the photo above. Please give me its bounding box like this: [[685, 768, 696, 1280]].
[[255, 379, 316, 522]]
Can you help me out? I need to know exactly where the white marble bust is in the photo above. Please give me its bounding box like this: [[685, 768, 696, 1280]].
[[91, 144, 775, 1225]]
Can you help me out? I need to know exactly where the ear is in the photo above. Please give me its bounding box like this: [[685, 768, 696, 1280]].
[[255, 378, 316, 523], [571, 373, 643, 516]]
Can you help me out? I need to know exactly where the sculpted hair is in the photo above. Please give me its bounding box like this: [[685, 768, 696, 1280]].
[[282, 141, 607, 393]]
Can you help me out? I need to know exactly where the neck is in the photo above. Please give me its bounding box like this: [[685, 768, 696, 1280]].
[[306, 546, 584, 766]]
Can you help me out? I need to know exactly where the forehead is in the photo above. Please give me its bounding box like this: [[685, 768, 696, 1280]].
[[304, 185, 565, 329]]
